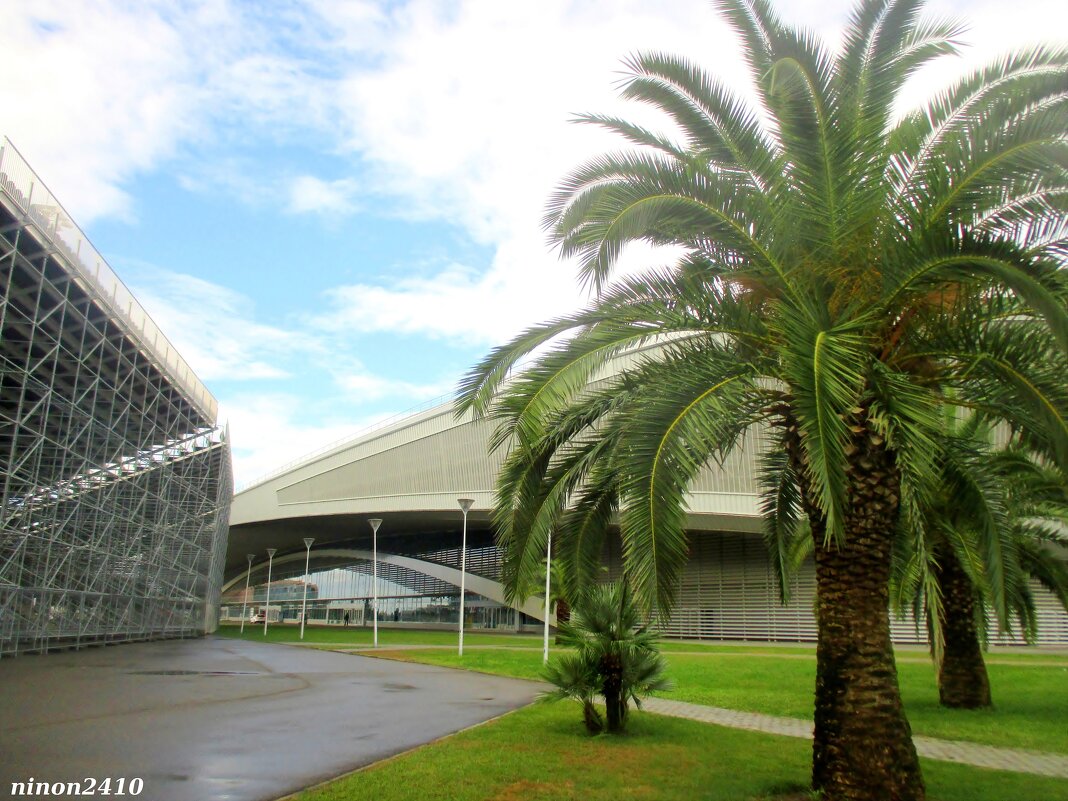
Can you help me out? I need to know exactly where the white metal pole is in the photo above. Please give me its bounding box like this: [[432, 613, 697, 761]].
[[543, 531, 552, 664], [300, 538, 314, 640], [240, 553, 254, 634], [368, 519, 382, 647], [457, 499, 474, 656], [263, 548, 276, 636]]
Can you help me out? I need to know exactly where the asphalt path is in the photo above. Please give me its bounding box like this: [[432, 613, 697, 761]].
[[0, 636, 540, 801]]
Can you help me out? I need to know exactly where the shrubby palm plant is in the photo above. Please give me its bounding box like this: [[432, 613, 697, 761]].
[[459, 1, 1068, 798], [541, 580, 672, 734]]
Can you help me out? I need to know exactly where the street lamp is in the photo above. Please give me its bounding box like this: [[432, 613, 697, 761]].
[[543, 530, 552, 664], [457, 498, 474, 656], [240, 553, 255, 634], [368, 518, 382, 647], [300, 538, 314, 640], [263, 548, 277, 636]]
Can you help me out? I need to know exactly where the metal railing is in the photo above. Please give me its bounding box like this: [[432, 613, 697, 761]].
[[0, 136, 219, 423]]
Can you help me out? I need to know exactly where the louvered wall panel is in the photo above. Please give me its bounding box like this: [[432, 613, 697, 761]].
[[990, 579, 1068, 645], [607, 532, 1064, 644], [689, 429, 769, 496]]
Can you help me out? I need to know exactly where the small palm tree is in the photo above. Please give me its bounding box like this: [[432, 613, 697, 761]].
[[541, 580, 672, 733]]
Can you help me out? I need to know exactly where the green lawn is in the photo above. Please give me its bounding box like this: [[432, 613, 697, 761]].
[[218, 624, 1068, 753], [221, 625, 1067, 800], [291, 703, 1068, 801], [347, 644, 1068, 754]]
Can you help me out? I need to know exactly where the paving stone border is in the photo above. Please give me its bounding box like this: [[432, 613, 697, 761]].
[[641, 698, 1068, 779]]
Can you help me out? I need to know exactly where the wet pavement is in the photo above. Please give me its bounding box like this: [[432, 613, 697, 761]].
[[0, 636, 539, 801]]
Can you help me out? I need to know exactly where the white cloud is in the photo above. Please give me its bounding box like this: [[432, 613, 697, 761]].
[[312, 253, 567, 345], [5, 0, 1064, 237], [0, 1, 199, 221], [313, 0, 1067, 346], [126, 264, 459, 394], [308, 0, 749, 344], [4, 0, 1066, 486], [0, 0, 340, 223], [335, 0, 743, 242], [335, 372, 451, 402], [222, 393, 371, 488], [287, 174, 361, 215], [124, 266, 315, 382], [118, 265, 460, 484], [312, 238, 682, 346]]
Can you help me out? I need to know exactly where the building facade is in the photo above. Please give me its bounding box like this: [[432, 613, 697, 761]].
[[228, 393, 1068, 645], [0, 138, 232, 657]]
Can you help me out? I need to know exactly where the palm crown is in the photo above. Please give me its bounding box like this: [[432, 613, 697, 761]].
[[459, 0, 1068, 614]]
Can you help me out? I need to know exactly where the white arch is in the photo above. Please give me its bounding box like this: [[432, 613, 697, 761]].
[[222, 547, 555, 625]]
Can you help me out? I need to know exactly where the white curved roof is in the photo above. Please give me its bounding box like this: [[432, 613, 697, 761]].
[[228, 396, 764, 574]]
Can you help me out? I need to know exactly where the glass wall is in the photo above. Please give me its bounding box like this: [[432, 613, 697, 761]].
[[220, 557, 533, 631]]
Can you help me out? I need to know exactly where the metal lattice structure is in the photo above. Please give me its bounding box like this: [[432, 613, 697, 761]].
[[0, 137, 232, 657]]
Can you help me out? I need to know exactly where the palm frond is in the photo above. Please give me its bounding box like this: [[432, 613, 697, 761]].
[[757, 442, 811, 603], [614, 346, 764, 612], [774, 305, 872, 542]]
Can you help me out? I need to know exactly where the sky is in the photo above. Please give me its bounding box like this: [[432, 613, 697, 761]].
[[2, 0, 1066, 488]]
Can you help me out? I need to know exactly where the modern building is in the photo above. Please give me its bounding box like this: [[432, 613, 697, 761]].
[[228, 393, 1068, 645], [0, 138, 232, 657]]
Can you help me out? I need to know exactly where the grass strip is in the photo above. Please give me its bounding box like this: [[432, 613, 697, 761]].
[[292, 702, 1068, 801], [357, 646, 1068, 754]]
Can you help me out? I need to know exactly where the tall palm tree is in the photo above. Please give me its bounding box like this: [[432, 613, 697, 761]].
[[770, 417, 1068, 711], [458, 2, 1068, 799]]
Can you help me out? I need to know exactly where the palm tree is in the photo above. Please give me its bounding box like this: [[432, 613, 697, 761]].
[[770, 417, 1068, 711], [890, 427, 1068, 708], [541, 580, 672, 733], [458, 2, 1068, 799]]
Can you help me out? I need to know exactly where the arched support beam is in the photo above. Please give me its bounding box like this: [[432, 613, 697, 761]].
[[222, 548, 555, 625]]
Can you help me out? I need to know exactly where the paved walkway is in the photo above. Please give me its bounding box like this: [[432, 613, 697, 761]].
[[0, 636, 539, 801], [642, 698, 1068, 779]]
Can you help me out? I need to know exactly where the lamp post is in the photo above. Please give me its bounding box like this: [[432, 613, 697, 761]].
[[457, 498, 474, 656], [368, 519, 382, 647], [240, 553, 255, 633], [300, 538, 314, 640], [543, 530, 552, 664], [263, 548, 276, 636]]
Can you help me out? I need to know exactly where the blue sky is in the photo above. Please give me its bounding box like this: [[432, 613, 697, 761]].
[[3, 0, 1065, 486]]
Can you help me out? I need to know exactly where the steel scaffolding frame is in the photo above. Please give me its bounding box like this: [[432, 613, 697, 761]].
[[0, 139, 232, 657]]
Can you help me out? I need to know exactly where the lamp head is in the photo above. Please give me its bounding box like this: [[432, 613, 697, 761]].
[[368, 518, 383, 533], [457, 498, 475, 514], [266, 548, 277, 557], [303, 537, 315, 548], [246, 553, 255, 564]]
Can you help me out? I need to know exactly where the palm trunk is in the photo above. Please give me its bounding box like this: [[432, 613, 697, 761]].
[[582, 699, 604, 734], [602, 651, 626, 733], [935, 548, 991, 709], [554, 598, 571, 645], [791, 423, 925, 801]]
